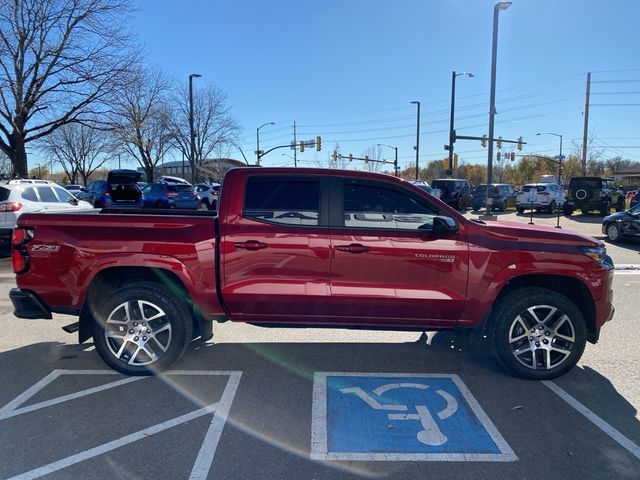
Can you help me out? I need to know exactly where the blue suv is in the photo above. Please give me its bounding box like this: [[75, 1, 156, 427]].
[[76, 170, 144, 208], [141, 180, 200, 209]]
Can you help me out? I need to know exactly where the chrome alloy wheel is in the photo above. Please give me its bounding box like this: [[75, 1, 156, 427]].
[[104, 300, 172, 366], [507, 305, 576, 371]]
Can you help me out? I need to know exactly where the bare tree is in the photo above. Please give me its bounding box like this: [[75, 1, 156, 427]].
[[170, 83, 240, 183], [112, 66, 172, 182], [41, 121, 115, 184], [0, 0, 136, 176], [362, 145, 385, 173]]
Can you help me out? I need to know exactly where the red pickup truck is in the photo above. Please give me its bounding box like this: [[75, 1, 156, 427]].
[[9, 168, 614, 379]]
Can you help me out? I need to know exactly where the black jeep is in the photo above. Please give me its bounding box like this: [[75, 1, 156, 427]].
[[563, 176, 624, 216]]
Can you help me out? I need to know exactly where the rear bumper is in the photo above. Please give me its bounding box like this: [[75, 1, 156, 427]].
[[10, 288, 53, 319]]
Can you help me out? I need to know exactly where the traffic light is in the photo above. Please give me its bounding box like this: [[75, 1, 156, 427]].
[[481, 135, 487, 148], [510, 152, 516, 161], [496, 137, 502, 149], [453, 153, 459, 169], [517, 136, 523, 151], [348, 154, 353, 162], [316, 136, 322, 152], [331, 150, 338, 162], [299, 141, 304, 152], [497, 152, 501, 161]]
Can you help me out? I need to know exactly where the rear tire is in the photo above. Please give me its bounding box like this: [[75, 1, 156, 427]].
[[516, 207, 525, 214], [546, 201, 556, 214], [489, 288, 586, 380], [92, 282, 192, 376]]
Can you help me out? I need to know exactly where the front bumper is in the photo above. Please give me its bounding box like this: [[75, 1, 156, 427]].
[[10, 288, 52, 319]]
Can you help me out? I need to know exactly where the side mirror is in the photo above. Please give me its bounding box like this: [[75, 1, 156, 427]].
[[69, 197, 79, 206], [432, 216, 459, 235], [80, 187, 87, 192]]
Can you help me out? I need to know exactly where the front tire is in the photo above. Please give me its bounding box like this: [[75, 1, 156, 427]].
[[92, 282, 193, 376], [606, 223, 622, 242], [490, 288, 586, 380]]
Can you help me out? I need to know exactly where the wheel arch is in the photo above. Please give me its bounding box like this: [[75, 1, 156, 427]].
[[79, 266, 206, 344], [491, 274, 596, 343]]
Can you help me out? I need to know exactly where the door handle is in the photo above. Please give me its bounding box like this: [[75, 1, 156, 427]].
[[336, 243, 370, 254], [233, 240, 267, 251]]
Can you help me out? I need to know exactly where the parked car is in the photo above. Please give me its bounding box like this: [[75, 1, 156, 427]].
[[407, 180, 440, 198], [430, 179, 472, 210], [602, 204, 640, 242], [471, 184, 516, 212], [564, 177, 625, 216], [516, 182, 565, 214], [11, 167, 614, 380], [76, 169, 144, 208], [141, 180, 200, 209], [194, 183, 221, 210], [0, 180, 93, 251], [63, 184, 83, 193]]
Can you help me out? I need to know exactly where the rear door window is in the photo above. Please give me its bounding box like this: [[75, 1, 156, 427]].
[[36, 186, 59, 202], [244, 178, 320, 226]]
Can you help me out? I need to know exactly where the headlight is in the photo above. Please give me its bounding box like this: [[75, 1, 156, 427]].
[[578, 245, 606, 263]]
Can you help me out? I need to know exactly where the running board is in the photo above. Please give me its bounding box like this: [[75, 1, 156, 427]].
[[62, 322, 79, 333]]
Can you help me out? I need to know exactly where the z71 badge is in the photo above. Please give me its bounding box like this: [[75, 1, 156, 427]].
[[31, 244, 60, 253]]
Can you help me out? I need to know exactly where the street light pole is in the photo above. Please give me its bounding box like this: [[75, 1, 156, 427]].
[[256, 122, 275, 165], [448, 71, 474, 178], [410, 101, 421, 180], [536, 132, 564, 183], [189, 73, 202, 183], [484, 1, 512, 217], [377, 143, 399, 177]]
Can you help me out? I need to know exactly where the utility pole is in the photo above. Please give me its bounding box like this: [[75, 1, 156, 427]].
[[484, 1, 511, 217], [293, 121, 297, 167], [411, 101, 421, 180], [581, 72, 591, 177]]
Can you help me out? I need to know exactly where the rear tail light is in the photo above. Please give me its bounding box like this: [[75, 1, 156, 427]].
[[167, 192, 178, 197], [0, 202, 22, 212], [12, 227, 33, 274]]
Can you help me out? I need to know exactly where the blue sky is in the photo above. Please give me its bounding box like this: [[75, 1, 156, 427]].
[[127, 0, 640, 171]]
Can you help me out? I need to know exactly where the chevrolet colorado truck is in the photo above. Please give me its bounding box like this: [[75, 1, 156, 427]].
[[9, 168, 615, 379]]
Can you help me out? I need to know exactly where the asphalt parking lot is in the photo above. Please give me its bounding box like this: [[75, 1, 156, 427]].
[[0, 210, 639, 480]]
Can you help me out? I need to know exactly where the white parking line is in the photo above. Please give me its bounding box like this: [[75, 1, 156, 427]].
[[8, 403, 219, 480], [2, 369, 242, 480], [542, 381, 640, 461]]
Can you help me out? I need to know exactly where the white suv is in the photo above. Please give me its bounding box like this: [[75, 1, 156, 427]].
[[0, 180, 93, 251], [516, 182, 565, 214]]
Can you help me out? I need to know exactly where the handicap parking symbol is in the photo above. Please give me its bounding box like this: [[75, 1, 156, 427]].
[[311, 373, 517, 462]]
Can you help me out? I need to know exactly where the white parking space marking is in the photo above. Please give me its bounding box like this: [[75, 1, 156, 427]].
[[2, 370, 242, 480], [543, 381, 640, 461], [189, 371, 241, 480], [8, 403, 220, 480]]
